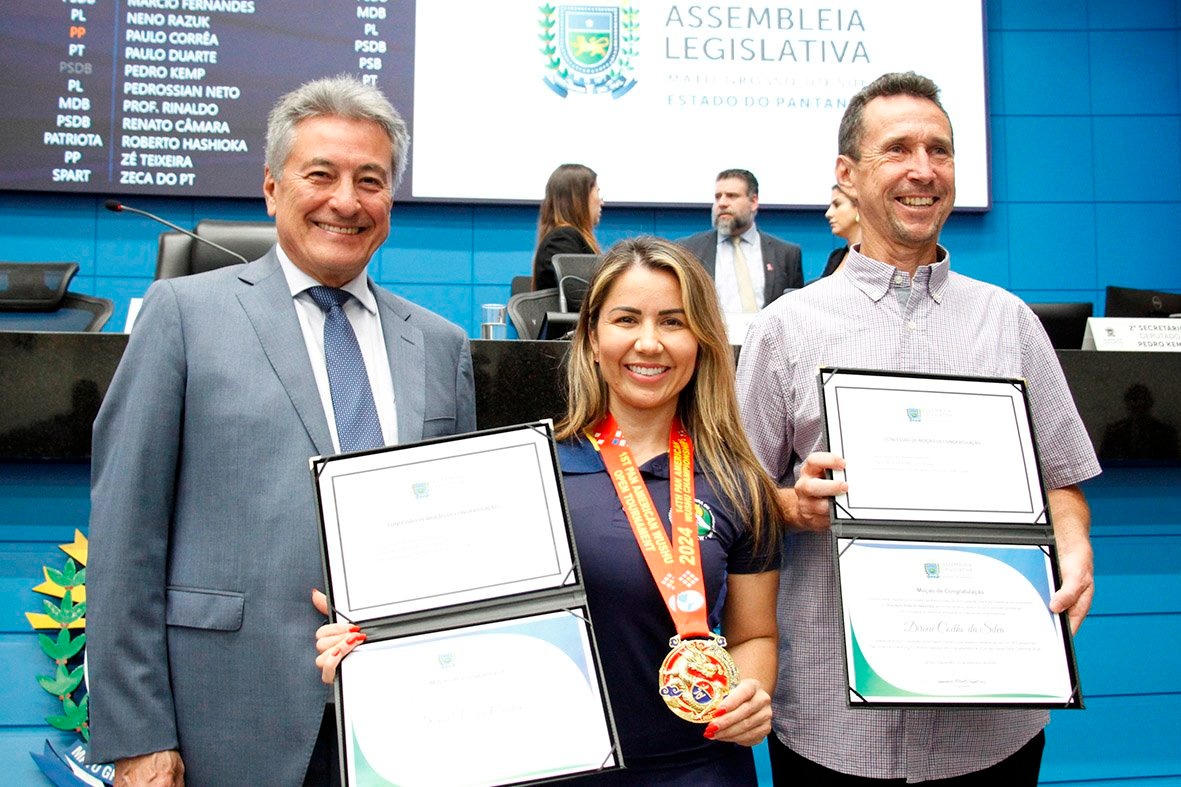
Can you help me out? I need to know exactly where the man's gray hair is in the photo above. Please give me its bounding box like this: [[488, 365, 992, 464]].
[[265, 74, 410, 190], [838, 72, 952, 160]]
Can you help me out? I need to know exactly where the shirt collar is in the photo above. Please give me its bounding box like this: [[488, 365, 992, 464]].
[[276, 244, 377, 314], [844, 243, 951, 305], [717, 223, 759, 248], [557, 434, 670, 477]]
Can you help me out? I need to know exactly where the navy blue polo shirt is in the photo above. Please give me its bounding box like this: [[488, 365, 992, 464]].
[[557, 437, 779, 771]]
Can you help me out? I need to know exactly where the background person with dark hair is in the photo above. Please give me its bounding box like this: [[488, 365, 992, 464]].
[[531, 162, 603, 291], [819, 183, 860, 278], [676, 169, 803, 313]]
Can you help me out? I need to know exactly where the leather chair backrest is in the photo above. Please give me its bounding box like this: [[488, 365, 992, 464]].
[[510, 275, 533, 297], [155, 220, 277, 279], [0, 261, 113, 331], [1026, 301, 1093, 350]]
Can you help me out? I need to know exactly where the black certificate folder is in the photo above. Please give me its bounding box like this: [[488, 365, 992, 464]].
[[311, 422, 621, 786], [818, 368, 1083, 710]]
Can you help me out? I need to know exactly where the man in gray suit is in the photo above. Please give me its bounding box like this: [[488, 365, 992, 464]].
[[86, 76, 476, 786], [676, 168, 804, 312]]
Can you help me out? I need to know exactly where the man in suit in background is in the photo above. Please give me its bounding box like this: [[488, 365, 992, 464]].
[[676, 168, 803, 313], [87, 75, 476, 786]]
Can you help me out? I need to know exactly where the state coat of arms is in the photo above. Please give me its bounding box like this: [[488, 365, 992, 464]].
[[540, 3, 638, 98]]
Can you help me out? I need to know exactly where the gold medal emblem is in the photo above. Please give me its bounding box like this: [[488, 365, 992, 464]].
[[657, 635, 739, 722]]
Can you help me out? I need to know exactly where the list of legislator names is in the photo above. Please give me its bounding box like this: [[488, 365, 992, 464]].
[[0, 0, 415, 198]]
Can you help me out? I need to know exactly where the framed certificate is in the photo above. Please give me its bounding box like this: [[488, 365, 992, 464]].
[[819, 368, 1083, 708], [311, 422, 621, 785], [338, 610, 616, 785], [315, 421, 578, 622]]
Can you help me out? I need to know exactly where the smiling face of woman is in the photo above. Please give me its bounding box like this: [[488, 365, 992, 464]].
[[590, 265, 699, 427]]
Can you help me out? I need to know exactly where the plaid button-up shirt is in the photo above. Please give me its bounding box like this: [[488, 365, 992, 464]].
[[736, 247, 1100, 781]]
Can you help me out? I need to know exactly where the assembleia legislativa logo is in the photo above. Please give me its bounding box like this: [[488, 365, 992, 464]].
[[540, 3, 638, 98]]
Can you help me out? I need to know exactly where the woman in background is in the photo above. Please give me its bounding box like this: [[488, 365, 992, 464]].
[[531, 163, 603, 290], [821, 183, 860, 277]]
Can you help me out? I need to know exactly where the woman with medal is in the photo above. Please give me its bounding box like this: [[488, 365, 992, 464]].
[[552, 235, 783, 783], [312, 236, 782, 784]]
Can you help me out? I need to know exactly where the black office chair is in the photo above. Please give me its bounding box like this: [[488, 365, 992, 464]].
[[552, 253, 601, 312], [1026, 302, 1093, 349], [510, 275, 534, 297], [507, 288, 560, 340], [0, 261, 114, 332], [156, 219, 277, 279]]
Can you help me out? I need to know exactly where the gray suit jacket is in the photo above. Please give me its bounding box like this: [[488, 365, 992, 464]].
[[87, 251, 476, 785], [675, 228, 804, 306]]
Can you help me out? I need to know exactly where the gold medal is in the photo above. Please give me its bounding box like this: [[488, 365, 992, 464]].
[[590, 416, 735, 723], [658, 634, 739, 722]]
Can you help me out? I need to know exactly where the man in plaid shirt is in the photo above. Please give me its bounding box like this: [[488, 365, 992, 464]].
[[736, 72, 1100, 785]]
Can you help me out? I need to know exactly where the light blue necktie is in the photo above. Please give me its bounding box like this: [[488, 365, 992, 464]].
[[307, 286, 384, 453]]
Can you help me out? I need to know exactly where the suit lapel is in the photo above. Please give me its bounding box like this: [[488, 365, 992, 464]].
[[373, 284, 426, 444], [759, 233, 778, 304], [236, 252, 335, 456], [701, 233, 719, 276]]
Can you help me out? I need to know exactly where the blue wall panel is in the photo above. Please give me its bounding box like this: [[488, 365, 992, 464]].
[[999, 0, 1089, 30], [1095, 202, 1181, 289], [0, 194, 97, 274], [1093, 116, 1181, 202], [1077, 615, 1181, 694], [1088, 1, 1177, 29], [1044, 695, 1181, 782], [988, 113, 1010, 202], [1089, 32, 1179, 115], [939, 206, 1013, 287], [1007, 203, 1097, 290], [1002, 32, 1092, 115], [0, 730, 90, 787], [0, 463, 94, 785], [381, 203, 474, 285], [1004, 116, 1096, 203]]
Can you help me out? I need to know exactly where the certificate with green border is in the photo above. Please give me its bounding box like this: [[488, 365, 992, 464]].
[[820, 368, 1083, 709], [837, 538, 1078, 706]]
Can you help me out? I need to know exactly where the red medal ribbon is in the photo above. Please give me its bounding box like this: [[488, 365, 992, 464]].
[[587, 414, 710, 639]]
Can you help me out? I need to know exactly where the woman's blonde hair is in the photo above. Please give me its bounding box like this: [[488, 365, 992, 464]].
[[555, 236, 783, 557]]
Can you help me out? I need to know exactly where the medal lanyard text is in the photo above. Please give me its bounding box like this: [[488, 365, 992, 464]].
[[589, 414, 709, 637]]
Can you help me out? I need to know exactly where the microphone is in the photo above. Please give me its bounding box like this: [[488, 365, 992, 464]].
[[104, 199, 251, 266]]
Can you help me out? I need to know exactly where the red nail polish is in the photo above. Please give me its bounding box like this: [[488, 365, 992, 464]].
[[331, 648, 341, 657], [712, 708, 727, 718], [703, 724, 718, 739], [348, 625, 362, 633], [348, 634, 366, 645]]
